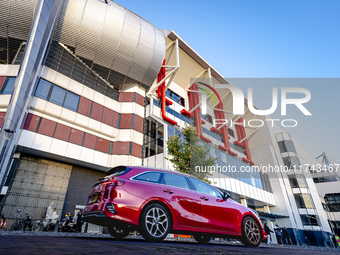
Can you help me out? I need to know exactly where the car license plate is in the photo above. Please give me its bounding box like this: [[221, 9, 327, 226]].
[[89, 195, 98, 204]]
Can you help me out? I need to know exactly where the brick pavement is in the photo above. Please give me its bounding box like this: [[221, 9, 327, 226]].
[[0, 235, 340, 255]]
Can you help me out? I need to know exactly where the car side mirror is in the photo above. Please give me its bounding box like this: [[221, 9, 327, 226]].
[[223, 192, 230, 200]]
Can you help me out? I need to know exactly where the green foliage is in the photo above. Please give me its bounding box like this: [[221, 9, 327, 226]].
[[166, 125, 218, 183]]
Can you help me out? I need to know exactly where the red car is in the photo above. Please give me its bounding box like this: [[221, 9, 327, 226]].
[[83, 166, 266, 247]]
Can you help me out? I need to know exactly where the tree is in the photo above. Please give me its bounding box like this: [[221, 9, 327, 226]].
[[166, 125, 218, 183]]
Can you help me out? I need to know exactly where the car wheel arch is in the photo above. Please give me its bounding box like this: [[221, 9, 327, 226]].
[[240, 214, 263, 243], [241, 213, 261, 227], [139, 200, 174, 231]]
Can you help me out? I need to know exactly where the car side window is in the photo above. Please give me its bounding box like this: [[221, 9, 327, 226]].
[[133, 172, 161, 183], [162, 173, 190, 190], [190, 178, 222, 198]]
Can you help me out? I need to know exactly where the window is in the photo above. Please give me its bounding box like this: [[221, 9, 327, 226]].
[[300, 214, 319, 226], [278, 140, 296, 153], [324, 193, 340, 212], [49, 86, 66, 106], [202, 114, 213, 124], [294, 194, 314, 209], [190, 178, 222, 198], [282, 156, 301, 169], [35, 79, 52, 100], [35, 79, 80, 112], [228, 128, 235, 138], [166, 89, 185, 107], [64, 91, 80, 111], [288, 174, 307, 188], [144, 117, 164, 158], [163, 173, 190, 190], [233, 143, 246, 154], [1, 77, 16, 94], [133, 172, 162, 183]]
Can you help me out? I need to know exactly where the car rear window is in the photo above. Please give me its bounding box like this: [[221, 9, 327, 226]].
[[132, 172, 162, 183], [101, 166, 131, 180]]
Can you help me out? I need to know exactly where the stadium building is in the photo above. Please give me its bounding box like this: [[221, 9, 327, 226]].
[[0, 0, 338, 246]]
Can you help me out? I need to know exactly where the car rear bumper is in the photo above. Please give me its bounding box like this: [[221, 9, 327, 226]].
[[82, 210, 134, 228]]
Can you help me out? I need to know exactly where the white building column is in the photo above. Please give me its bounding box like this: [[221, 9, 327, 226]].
[[264, 205, 278, 244], [240, 198, 247, 207]]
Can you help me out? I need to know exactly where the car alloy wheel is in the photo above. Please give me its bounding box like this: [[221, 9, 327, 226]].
[[194, 235, 211, 244], [141, 204, 170, 242], [240, 216, 261, 247]]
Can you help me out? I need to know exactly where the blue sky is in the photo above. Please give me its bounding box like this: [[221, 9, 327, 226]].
[[114, 0, 340, 163]]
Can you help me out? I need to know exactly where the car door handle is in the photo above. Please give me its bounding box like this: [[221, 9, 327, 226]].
[[200, 197, 209, 201], [163, 189, 173, 194]]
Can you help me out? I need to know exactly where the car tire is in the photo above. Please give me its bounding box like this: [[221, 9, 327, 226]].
[[140, 204, 170, 242], [194, 235, 211, 244], [108, 225, 129, 240], [240, 216, 262, 247]]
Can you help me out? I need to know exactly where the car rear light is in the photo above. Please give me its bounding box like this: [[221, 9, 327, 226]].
[[102, 179, 125, 186], [106, 203, 117, 214]]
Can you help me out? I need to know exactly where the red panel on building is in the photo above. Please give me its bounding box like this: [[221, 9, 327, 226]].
[[0, 76, 7, 92], [0, 112, 6, 127], [133, 115, 144, 133], [112, 142, 130, 155], [77, 97, 92, 117], [23, 114, 41, 132], [112, 112, 118, 128], [90, 102, 103, 122], [69, 128, 84, 146], [54, 123, 71, 142], [131, 143, 142, 158], [38, 118, 57, 137], [102, 107, 114, 126], [135, 93, 144, 106], [120, 114, 133, 129], [119, 92, 134, 102], [96, 137, 110, 154], [83, 133, 97, 149]]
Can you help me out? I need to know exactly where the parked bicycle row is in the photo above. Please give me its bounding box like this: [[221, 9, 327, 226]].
[[8, 208, 83, 233]]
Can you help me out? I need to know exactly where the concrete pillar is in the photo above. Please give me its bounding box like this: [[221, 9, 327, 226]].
[[240, 198, 247, 207], [269, 221, 278, 244], [264, 205, 270, 213]]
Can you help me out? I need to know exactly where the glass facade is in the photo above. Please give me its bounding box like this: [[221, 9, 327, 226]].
[[153, 99, 193, 125], [324, 193, 340, 212], [143, 117, 164, 157], [168, 125, 272, 193]]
